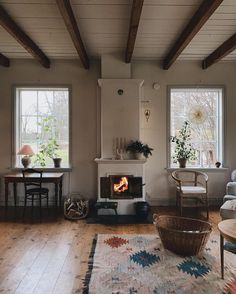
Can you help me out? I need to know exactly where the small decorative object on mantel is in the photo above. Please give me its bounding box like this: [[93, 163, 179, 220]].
[[215, 161, 221, 168], [171, 121, 197, 168], [126, 140, 153, 159], [113, 137, 127, 160], [64, 193, 89, 220]]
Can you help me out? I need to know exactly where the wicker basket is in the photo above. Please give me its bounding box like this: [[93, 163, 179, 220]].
[[64, 193, 89, 220], [153, 215, 212, 256]]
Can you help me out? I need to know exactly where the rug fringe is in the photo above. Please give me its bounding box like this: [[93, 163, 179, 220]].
[[82, 234, 97, 294]]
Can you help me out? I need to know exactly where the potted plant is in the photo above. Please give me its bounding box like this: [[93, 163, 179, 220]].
[[171, 121, 197, 168], [126, 140, 153, 159], [34, 138, 62, 167], [34, 116, 62, 168]]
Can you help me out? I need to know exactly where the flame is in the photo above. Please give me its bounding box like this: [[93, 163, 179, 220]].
[[114, 177, 128, 193]]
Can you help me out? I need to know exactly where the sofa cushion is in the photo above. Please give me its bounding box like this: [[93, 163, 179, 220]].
[[223, 195, 236, 202], [220, 200, 236, 220], [231, 169, 236, 181], [226, 182, 236, 195]]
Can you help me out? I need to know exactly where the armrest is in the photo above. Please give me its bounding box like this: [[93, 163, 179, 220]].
[[196, 171, 208, 182], [226, 182, 236, 195]]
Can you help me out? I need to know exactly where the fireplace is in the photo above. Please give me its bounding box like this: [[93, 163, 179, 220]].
[[100, 175, 143, 199], [95, 159, 146, 215], [95, 78, 146, 215]]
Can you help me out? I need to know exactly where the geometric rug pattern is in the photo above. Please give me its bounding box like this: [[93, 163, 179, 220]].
[[84, 234, 236, 294]]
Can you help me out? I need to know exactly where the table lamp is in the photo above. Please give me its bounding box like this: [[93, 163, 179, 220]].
[[17, 145, 34, 168]]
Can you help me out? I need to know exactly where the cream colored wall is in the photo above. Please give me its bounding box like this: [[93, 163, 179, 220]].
[[0, 59, 235, 205], [132, 60, 236, 204], [0, 59, 100, 203]]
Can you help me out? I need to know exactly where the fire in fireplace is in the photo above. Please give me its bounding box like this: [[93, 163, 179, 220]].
[[113, 176, 128, 193], [100, 175, 143, 199]]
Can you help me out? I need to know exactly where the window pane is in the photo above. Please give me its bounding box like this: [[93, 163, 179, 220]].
[[15, 87, 70, 168], [38, 91, 54, 115], [21, 91, 37, 116], [170, 88, 223, 168], [21, 116, 38, 143]]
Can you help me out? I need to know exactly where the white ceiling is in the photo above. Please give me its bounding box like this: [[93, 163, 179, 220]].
[[0, 0, 235, 62]]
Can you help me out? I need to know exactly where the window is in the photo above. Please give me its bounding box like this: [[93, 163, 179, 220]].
[[169, 87, 224, 168], [14, 87, 70, 168]]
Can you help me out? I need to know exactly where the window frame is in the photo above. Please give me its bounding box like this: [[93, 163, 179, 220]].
[[167, 85, 226, 169], [12, 84, 72, 170]]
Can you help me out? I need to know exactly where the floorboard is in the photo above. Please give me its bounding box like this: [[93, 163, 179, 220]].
[[0, 207, 221, 294]]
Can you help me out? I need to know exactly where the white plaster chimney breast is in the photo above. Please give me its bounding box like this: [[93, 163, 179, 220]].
[[98, 79, 144, 159]]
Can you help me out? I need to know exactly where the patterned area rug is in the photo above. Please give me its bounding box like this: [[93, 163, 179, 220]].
[[83, 234, 236, 294]]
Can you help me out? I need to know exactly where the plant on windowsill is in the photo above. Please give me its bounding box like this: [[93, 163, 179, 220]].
[[170, 121, 197, 168], [33, 116, 62, 168], [126, 140, 153, 159]]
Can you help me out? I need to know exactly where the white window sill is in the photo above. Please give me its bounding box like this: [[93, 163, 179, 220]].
[[166, 167, 229, 172], [12, 167, 72, 172]]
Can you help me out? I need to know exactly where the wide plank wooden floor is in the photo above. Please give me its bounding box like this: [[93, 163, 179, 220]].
[[0, 207, 221, 294]]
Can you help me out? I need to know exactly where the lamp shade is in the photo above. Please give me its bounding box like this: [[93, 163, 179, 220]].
[[17, 145, 34, 156]]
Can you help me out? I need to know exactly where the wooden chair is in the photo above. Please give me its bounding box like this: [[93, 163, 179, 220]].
[[22, 168, 49, 221], [171, 170, 209, 219]]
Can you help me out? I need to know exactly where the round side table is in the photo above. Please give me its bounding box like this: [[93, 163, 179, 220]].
[[218, 219, 236, 279]]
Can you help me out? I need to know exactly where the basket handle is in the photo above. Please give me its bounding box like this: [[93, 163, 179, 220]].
[[153, 213, 159, 225]]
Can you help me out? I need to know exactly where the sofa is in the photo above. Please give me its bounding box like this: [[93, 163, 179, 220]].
[[220, 169, 236, 219]]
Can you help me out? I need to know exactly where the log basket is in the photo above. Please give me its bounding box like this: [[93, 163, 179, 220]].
[[64, 193, 89, 220], [153, 214, 212, 256]]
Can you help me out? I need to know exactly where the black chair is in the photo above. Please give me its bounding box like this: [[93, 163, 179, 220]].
[[22, 168, 49, 221]]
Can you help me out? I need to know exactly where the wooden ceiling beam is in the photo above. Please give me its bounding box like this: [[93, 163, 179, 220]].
[[56, 0, 89, 69], [163, 0, 224, 70], [0, 4, 50, 68], [125, 0, 144, 63], [0, 52, 10, 67], [202, 33, 236, 69]]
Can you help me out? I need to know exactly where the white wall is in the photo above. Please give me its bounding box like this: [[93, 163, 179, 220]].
[[132, 60, 236, 205], [0, 58, 235, 205], [0, 59, 100, 203]]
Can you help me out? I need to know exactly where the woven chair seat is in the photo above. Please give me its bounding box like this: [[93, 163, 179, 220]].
[[177, 186, 206, 194], [27, 187, 49, 194]]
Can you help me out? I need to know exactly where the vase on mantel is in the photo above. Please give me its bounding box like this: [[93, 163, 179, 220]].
[[178, 158, 187, 168], [127, 152, 143, 160], [133, 152, 143, 160]]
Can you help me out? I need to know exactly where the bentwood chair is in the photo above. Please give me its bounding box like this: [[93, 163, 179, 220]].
[[171, 170, 209, 219], [22, 168, 49, 221]]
